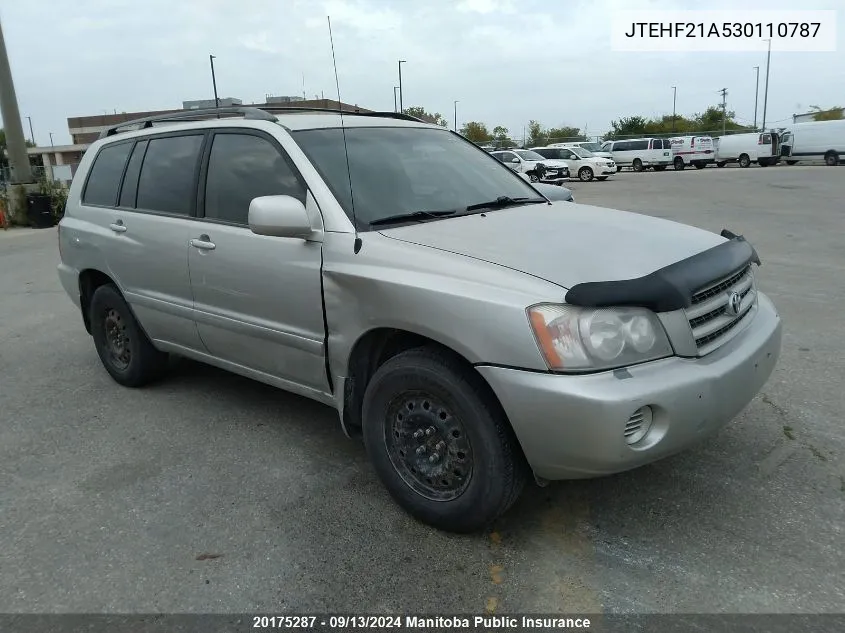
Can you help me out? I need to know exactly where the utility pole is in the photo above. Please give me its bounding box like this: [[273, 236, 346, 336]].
[[453, 100, 459, 132], [25, 116, 34, 145], [398, 60, 406, 113], [49, 132, 54, 147], [761, 39, 772, 132], [0, 15, 32, 184], [671, 86, 677, 133], [209, 54, 220, 109], [393, 86, 399, 113], [753, 66, 760, 130], [719, 88, 728, 137]]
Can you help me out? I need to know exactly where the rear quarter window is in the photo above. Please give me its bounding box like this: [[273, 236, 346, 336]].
[[82, 142, 133, 206]]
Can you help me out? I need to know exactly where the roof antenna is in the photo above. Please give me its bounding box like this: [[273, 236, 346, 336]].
[[327, 16, 362, 254]]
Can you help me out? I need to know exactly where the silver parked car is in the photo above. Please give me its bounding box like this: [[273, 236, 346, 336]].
[[58, 107, 782, 532]]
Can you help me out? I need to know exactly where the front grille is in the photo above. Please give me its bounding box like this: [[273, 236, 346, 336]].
[[684, 265, 756, 355]]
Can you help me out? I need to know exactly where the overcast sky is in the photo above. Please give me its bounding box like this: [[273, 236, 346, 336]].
[[1, 0, 843, 146]]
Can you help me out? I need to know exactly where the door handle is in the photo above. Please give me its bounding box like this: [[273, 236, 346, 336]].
[[190, 236, 216, 251], [109, 221, 127, 233]]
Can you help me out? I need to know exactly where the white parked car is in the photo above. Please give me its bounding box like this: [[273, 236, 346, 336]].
[[780, 120, 845, 166], [491, 149, 570, 184], [669, 136, 716, 170], [714, 132, 781, 168], [530, 146, 616, 182], [548, 141, 613, 160], [600, 138, 672, 172]]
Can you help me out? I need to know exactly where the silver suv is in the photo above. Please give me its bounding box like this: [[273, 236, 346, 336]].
[[58, 107, 782, 532]]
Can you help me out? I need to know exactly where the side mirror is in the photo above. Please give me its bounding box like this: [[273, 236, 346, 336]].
[[510, 157, 520, 164], [248, 195, 312, 238]]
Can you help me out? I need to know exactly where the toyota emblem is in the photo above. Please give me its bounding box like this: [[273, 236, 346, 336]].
[[726, 292, 742, 317]]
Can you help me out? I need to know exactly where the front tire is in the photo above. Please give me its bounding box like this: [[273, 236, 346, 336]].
[[717, 161, 727, 168], [673, 157, 685, 171], [739, 154, 751, 168], [632, 158, 643, 172], [616, 166, 622, 173], [362, 348, 526, 533], [578, 167, 594, 182], [90, 284, 169, 387], [786, 160, 798, 165], [825, 151, 839, 166], [596, 176, 608, 181]]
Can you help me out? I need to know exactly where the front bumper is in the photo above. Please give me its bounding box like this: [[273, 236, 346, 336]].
[[478, 293, 782, 479]]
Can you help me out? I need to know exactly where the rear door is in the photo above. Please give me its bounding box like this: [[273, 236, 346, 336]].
[[187, 129, 328, 393], [98, 133, 206, 350]]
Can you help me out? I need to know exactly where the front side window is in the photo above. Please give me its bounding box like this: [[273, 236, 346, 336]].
[[515, 150, 545, 161], [83, 142, 133, 206], [570, 148, 593, 158], [204, 133, 305, 225], [292, 127, 540, 229], [580, 142, 602, 152], [136, 135, 204, 215]]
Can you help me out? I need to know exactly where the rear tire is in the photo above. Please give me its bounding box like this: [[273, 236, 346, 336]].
[[738, 154, 751, 168], [673, 157, 685, 171], [786, 160, 798, 165], [632, 158, 643, 172], [361, 347, 526, 533], [653, 165, 667, 172], [694, 162, 706, 169], [825, 151, 839, 166], [758, 159, 769, 167], [616, 166, 622, 173], [578, 167, 594, 182], [90, 284, 169, 387], [716, 162, 726, 168], [596, 176, 608, 181]]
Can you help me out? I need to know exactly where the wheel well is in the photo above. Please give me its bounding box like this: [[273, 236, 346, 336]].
[[79, 269, 115, 334], [342, 328, 510, 440]]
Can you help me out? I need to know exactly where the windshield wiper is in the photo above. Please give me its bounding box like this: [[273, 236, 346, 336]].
[[464, 196, 548, 212], [368, 209, 457, 227]]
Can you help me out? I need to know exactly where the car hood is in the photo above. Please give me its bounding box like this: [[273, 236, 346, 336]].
[[531, 159, 569, 169], [378, 203, 725, 290]]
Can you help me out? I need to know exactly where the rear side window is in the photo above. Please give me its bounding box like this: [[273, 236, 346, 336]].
[[118, 140, 148, 208], [204, 133, 305, 225], [632, 140, 649, 151], [136, 135, 204, 215], [82, 142, 133, 206], [534, 149, 553, 158]]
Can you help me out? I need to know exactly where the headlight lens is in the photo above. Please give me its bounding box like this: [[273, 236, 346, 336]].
[[527, 304, 673, 371]]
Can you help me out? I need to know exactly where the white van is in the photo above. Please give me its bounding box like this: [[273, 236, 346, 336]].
[[600, 138, 672, 172], [714, 132, 781, 168], [780, 120, 845, 166], [549, 141, 613, 160], [670, 136, 716, 170]]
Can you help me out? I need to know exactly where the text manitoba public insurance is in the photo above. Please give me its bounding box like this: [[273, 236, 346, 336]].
[[405, 616, 591, 629]]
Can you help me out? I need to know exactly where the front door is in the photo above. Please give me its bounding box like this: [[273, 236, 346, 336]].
[[187, 130, 329, 393]]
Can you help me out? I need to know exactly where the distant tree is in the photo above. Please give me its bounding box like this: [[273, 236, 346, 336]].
[[810, 105, 844, 121], [460, 121, 492, 143], [491, 125, 516, 148], [546, 126, 585, 143], [403, 106, 447, 127], [605, 116, 648, 139], [526, 120, 546, 147]]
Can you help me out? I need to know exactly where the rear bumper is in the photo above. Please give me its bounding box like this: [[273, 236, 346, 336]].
[[478, 293, 782, 480]]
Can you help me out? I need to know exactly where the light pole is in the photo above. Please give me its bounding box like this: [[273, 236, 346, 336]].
[[49, 132, 54, 147], [209, 54, 220, 109], [25, 115, 34, 145], [753, 66, 760, 129], [671, 86, 677, 132], [393, 86, 399, 113], [454, 100, 459, 132], [761, 39, 772, 132], [398, 60, 406, 113]]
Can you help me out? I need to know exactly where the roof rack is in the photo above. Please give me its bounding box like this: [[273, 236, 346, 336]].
[[98, 106, 427, 139], [258, 106, 423, 123], [98, 107, 277, 139]]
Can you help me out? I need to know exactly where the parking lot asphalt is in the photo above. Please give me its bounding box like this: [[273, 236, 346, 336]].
[[1, 164, 843, 614]]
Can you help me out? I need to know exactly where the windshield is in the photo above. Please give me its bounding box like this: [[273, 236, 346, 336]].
[[579, 143, 602, 152], [292, 127, 540, 229], [571, 148, 595, 158], [516, 150, 546, 161]]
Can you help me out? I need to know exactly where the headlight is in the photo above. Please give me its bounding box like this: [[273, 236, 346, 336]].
[[527, 304, 673, 371]]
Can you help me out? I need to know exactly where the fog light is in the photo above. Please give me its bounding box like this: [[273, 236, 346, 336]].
[[625, 406, 653, 445]]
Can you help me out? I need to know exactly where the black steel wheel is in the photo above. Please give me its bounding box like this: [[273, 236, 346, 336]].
[[632, 158, 644, 172], [362, 347, 527, 532], [739, 154, 751, 168], [825, 151, 839, 166], [673, 157, 685, 171], [90, 284, 168, 387]]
